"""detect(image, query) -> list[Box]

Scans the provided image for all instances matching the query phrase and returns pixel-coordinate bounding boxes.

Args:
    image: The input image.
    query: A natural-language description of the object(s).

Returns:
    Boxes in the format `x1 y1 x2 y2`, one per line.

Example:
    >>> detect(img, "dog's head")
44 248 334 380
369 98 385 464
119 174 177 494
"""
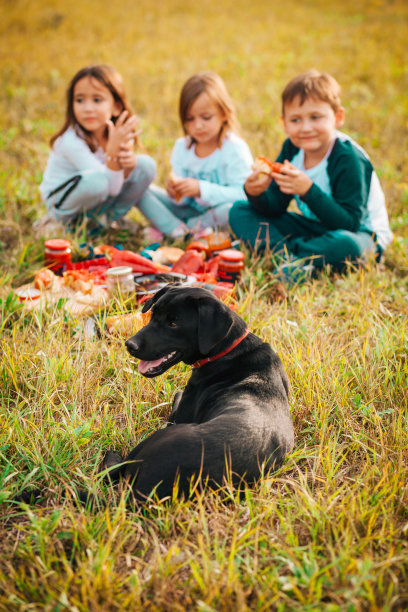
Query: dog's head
125 286 246 377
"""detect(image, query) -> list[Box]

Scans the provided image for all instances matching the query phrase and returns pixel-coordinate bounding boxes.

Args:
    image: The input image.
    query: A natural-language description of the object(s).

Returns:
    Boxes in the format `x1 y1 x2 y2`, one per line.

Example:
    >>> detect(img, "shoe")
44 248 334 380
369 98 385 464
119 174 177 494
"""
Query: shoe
86 217 108 238
170 224 189 239
142 226 164 243
192 227 214 240
273 260 316 286
109 217 139 235
32 214 65 239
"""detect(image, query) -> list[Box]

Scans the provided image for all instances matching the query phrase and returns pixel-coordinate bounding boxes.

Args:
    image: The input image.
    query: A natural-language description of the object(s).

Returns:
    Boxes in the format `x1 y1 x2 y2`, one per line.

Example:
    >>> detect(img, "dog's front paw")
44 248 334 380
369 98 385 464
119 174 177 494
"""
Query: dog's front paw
100 450 124 484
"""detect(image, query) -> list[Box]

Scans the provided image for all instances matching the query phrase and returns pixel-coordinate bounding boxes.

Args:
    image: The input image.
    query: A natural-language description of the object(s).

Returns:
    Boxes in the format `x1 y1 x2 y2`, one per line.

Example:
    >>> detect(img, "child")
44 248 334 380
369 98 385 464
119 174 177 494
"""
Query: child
39 64 156 232
137 71 253 240
229 70 392 278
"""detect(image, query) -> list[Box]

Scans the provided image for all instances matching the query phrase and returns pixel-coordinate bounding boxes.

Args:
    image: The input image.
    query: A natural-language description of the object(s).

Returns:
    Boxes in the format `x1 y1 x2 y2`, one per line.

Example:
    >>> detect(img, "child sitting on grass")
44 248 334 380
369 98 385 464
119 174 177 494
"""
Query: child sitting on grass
229 70 393 281
38 64 156 235
137 71 253 241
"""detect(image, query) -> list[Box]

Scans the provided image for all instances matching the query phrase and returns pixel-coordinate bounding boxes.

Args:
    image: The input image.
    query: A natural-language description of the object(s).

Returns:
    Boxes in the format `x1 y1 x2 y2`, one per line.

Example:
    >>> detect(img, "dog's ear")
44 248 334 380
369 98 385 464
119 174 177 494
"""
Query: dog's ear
141 285 171 313
197 296 235 355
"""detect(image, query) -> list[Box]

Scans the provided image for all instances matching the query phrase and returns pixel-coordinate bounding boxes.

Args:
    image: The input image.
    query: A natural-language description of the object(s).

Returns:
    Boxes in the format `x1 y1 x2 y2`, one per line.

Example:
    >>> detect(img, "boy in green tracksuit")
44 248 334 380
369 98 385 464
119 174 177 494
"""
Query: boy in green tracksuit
229 70 392 277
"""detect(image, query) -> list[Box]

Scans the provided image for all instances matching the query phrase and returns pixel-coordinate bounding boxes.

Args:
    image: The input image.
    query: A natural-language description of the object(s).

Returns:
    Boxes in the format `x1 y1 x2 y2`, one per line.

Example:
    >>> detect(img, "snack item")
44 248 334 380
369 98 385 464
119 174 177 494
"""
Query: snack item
100 245 163 274
185 241 210 258
252 156 284 176
15 287 41 301
65 287 108 316
206 232 232 254
62 269 95 294
106 310 151 336
172 249 206 275
169 172 182 203
151 247 185 265
34 268 55 290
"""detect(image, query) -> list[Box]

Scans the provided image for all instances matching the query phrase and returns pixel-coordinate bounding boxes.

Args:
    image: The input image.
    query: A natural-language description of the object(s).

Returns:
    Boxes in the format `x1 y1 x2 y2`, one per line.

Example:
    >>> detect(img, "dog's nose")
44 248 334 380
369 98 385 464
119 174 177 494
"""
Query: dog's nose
125 338 140 356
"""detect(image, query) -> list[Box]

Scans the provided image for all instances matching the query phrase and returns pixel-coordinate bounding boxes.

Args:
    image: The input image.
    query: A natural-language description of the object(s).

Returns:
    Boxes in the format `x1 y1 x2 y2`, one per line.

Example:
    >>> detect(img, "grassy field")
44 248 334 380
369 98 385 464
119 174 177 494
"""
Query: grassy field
1 0 408 609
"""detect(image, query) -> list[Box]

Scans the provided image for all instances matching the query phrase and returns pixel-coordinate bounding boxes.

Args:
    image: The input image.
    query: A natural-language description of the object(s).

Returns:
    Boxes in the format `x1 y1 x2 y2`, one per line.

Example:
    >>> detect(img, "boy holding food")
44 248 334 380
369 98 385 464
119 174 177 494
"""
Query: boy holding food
229 70 392 280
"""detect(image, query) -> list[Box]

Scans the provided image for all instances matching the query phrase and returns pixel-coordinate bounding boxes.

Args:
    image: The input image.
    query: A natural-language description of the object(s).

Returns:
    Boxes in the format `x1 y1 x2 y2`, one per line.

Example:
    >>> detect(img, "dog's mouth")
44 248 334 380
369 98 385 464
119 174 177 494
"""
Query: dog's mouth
138 351 181 377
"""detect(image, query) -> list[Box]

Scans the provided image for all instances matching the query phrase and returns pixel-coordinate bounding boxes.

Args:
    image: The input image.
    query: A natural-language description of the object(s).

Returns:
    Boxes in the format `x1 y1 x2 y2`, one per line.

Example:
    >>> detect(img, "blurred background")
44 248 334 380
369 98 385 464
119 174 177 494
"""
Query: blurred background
0 0 407 244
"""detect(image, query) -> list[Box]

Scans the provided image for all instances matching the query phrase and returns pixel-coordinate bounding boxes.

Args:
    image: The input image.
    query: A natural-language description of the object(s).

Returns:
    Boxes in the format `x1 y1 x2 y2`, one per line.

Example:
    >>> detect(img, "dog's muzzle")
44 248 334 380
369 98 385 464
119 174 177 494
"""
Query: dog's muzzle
125 337 141 357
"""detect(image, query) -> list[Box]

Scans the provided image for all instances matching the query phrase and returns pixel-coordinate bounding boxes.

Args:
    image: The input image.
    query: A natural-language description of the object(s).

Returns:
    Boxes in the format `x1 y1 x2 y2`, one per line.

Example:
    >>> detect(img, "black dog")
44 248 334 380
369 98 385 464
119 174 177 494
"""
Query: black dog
103 286 294 503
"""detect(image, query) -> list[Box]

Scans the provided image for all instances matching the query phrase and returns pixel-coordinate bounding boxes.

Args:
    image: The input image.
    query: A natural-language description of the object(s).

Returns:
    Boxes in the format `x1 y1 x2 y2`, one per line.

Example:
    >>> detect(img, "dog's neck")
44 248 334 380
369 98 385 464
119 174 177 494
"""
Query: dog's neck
192 328 250 369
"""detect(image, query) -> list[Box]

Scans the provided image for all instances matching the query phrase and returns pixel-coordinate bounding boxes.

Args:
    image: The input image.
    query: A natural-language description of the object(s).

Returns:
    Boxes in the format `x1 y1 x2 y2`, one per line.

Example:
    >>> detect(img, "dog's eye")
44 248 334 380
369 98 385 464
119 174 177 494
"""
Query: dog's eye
169 321 178 328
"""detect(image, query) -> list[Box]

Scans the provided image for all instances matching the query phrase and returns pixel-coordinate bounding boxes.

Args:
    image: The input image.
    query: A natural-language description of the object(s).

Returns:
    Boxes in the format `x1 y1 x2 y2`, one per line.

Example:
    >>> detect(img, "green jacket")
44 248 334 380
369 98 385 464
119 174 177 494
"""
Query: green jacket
247 136 377 233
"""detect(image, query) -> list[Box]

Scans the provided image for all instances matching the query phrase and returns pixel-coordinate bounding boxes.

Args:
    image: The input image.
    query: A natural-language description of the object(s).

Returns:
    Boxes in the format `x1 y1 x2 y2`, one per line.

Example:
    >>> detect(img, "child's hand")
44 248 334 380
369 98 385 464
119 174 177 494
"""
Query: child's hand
167 175 200 200
106 111 140 155
174 178 200 198
166 173 182 201
244 171 273 196
118 142 137 170
272 162 313 197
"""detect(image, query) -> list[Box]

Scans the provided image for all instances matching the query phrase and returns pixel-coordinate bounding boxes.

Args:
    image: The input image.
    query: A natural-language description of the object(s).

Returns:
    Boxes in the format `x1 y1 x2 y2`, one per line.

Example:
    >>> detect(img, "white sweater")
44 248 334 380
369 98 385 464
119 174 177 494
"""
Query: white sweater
40 127 124 200
170 132 253 207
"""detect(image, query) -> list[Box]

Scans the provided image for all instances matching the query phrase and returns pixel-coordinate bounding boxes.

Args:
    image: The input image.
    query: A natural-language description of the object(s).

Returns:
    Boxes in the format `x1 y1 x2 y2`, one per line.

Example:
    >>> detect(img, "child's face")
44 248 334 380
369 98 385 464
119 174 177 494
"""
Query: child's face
184 92 226 149
282 96 344 161
73 76 122 138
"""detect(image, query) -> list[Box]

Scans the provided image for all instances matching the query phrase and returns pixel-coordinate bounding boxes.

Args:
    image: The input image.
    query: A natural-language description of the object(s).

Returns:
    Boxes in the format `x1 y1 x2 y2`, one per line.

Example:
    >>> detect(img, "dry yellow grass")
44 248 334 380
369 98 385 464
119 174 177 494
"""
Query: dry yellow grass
0 0 408 610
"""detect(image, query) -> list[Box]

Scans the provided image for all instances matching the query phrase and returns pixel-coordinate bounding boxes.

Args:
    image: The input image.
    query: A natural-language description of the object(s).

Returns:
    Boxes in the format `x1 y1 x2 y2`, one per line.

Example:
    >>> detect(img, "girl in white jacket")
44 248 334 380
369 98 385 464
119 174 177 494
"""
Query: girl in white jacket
39 64 155 231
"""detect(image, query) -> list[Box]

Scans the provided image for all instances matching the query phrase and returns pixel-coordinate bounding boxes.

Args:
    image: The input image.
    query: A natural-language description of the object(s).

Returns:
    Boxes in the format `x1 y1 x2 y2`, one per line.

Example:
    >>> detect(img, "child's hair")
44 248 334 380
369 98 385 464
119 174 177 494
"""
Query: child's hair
179 71 239 148
281 70 342 114
50 64 134 152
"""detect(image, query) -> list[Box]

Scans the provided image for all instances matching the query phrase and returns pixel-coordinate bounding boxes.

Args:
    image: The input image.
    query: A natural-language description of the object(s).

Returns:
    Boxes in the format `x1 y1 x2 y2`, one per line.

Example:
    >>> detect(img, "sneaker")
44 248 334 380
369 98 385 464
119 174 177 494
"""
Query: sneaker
273 260 316 286
32 214 65 239
170 224 189 239
192 227 214 240
109 217 139 235
142 226 164 243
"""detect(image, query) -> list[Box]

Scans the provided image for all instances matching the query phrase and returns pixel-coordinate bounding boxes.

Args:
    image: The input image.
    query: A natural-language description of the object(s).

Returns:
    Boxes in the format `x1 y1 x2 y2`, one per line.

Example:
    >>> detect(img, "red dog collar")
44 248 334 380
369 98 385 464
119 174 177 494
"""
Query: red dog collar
193 328 250 369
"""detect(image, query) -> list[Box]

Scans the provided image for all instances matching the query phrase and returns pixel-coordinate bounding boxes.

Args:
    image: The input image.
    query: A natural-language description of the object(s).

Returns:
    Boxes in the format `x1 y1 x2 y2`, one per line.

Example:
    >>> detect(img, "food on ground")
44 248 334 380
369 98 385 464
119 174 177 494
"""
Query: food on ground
172 249 206 275
100 245 168 273
62 269 95 294
106 310 151 336
185 241 210 257
34 268 56 290
151 247 185 265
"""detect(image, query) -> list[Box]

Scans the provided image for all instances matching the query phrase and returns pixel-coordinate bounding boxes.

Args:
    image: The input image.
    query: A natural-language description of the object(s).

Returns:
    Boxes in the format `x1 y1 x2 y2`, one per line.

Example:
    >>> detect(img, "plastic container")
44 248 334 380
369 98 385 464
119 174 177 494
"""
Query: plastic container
106 266 135 296
217 249 245 283
15 287 41 301
44 239 71 274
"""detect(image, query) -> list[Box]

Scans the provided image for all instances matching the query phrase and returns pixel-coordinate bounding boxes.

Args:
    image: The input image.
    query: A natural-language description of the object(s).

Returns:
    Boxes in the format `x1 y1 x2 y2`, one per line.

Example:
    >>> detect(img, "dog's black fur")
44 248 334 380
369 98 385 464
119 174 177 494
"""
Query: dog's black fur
102 285 294 503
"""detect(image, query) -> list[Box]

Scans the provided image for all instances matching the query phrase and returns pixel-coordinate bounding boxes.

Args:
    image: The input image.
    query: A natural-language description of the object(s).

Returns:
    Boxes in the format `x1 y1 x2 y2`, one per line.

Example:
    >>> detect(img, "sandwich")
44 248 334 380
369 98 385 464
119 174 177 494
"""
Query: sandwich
169 172 182 203
252 156 284 176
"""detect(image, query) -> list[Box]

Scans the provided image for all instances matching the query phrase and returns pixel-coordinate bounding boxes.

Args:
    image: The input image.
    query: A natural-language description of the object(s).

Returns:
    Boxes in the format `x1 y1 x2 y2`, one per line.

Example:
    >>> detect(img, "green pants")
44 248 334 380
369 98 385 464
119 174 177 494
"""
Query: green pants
229 201 379 269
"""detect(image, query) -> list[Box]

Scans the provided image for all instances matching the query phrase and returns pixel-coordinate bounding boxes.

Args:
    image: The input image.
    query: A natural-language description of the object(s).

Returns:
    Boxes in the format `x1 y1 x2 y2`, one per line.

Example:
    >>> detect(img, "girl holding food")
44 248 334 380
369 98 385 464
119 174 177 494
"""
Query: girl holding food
137 71 253 241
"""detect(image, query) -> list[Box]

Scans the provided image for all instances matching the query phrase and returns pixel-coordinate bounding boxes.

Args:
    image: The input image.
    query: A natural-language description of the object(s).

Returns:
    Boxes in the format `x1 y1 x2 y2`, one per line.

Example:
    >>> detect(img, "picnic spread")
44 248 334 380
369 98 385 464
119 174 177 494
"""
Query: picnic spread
13 232 245 326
